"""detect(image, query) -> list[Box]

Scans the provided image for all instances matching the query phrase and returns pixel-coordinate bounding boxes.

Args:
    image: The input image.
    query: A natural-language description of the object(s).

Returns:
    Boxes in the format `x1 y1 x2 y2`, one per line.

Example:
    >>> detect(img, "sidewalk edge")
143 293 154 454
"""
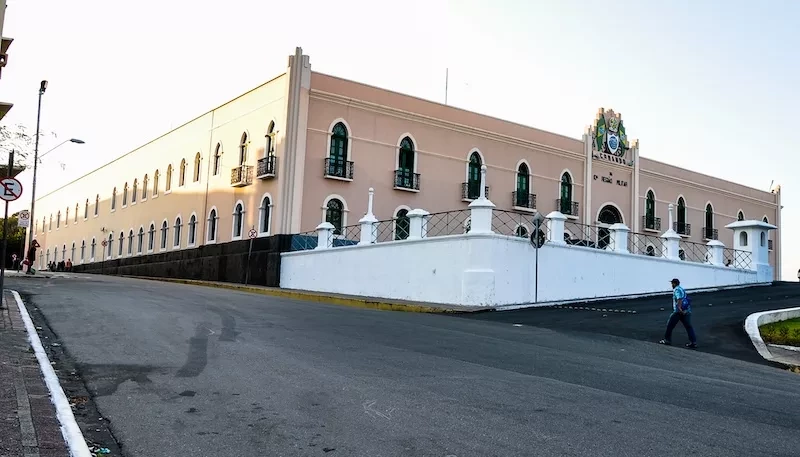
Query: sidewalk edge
744 306 800 367
9 290 93 457
123 276 471 314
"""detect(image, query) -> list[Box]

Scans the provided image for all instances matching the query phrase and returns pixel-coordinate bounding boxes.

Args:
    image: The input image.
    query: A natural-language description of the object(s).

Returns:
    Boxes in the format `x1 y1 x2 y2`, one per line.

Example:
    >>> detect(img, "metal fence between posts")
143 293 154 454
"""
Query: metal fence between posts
423 209 471 238
627 231 667 257
563 220 606 249
492 210 546 239
723 247 753 268
289 225 362 251
679 240 708 263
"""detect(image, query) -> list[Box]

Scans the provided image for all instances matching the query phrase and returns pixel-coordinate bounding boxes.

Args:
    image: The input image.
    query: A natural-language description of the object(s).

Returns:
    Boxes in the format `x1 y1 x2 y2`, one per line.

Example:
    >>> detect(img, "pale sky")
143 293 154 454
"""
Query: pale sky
2 0 797 279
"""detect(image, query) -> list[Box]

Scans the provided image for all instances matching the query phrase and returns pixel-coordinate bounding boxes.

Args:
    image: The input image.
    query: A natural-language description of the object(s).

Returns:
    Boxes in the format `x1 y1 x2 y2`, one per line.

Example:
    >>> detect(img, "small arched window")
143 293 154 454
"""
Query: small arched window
128 230 134 255
80 240 85 262
148 224 155 251
56 211 61 229
325 199 344 236
396 137 416 190
705 204 715 239
123 183 129 206
394 209 410 240
559 173 573 215
107 233 114 258
111 187 117 210
326 123 349 179
179 159 187 186
94 194 99 215
266 122 276 156
193 153 201 182
466 152 482 200
737 210 744 221
676 197 687 235
213 144 222 176
515 225 529 238
188 215 198 245
161 220 169 250
515 163 531 208
142 174 149 199
645 190 656 229
740 231 748 246
90 238 96 260
760 231 766 247
166 165 173 191
74 204 78 223
232 203 244 238
118 232 124 257
259 196 272 235
84 199 89 219
153 170 160 196
208 209 218 241
137 227 145 253
239 132 249 165
174 217 182 247
132 180 138 203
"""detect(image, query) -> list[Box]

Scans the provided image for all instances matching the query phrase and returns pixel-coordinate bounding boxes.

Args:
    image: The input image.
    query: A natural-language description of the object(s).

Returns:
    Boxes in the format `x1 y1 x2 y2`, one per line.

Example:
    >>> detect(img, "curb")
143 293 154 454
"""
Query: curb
744 306 800 367
122 276 472 314
9 290 93 457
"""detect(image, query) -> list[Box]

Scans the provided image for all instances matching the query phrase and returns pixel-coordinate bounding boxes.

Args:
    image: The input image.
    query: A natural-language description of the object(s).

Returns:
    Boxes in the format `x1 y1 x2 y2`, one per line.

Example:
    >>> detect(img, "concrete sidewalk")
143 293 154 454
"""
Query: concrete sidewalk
0 292 69 456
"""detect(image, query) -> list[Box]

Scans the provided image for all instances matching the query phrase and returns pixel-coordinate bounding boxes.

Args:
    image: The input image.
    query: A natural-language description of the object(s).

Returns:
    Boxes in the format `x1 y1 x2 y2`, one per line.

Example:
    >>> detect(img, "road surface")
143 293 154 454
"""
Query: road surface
8 275 800 457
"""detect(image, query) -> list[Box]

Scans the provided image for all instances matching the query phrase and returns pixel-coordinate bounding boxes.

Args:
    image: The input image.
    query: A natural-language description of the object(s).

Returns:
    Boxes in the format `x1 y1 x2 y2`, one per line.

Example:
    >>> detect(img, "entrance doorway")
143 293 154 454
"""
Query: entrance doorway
597 205 623 249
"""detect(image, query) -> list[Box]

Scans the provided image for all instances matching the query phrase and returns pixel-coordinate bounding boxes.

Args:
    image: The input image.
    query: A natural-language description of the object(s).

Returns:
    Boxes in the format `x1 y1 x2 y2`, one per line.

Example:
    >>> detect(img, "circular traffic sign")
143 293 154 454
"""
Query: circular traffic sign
101 239 108 247
0 177 23 201
248 228 257 239
18 209 30 220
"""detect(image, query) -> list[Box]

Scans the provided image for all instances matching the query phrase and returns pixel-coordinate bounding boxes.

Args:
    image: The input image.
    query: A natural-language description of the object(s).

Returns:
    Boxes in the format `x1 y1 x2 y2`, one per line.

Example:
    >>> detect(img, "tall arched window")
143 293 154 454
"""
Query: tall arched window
95 194 99 215
326 122 349 178
207 209 218 241
131 179 138 203
90 238 96 260
107 233 114 258
166 165 173 191
71 242 75 261
188 215 197 245
704 204 716 240
173 217 182 247
514 163 531 208
153 170 160 196
161 220 169 249
66 206 70 223
213 144 222 176
80 241 85 262
259 196 271 234
465 152 482 200
137 227 145 253
148 224 155 251
142 174 149 199
396 137 417 190
737 210 744 221
559 173 573 215
179 159 187 186
325 199 344 235
123 183 129 206
232 203 244 238
56 211 61 229
394 209 410 240
676 197 688 235
239 132 248 165
193 153 201 182
128 230 134 255
645 190 657 230
118 232 124 257
74 204 78 223
265 121 276 157
111 187 117 210
84 199 89 219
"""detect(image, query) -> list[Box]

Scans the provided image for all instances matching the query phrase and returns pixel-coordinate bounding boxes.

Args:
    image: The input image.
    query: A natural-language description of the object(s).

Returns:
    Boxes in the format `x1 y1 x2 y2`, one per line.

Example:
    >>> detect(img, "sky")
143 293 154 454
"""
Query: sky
1 0 797 279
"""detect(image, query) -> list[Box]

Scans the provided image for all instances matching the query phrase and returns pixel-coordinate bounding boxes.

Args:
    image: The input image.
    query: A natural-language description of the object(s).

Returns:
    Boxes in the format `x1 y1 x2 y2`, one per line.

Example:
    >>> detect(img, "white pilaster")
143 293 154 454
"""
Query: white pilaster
358 188 378 245
545 211 567 245
609 223 630 253
706 240 724 266
661 203 681 260
468 165 496 234
407 209 429 240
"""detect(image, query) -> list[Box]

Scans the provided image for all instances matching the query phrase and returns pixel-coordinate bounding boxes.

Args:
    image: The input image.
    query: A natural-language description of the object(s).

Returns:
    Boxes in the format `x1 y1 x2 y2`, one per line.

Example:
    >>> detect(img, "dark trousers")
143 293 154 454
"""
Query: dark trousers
664 312 697 343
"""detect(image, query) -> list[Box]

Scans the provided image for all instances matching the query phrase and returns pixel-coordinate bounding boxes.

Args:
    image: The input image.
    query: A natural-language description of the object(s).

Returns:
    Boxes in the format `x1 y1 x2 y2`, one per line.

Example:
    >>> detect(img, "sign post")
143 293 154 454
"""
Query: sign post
101 238 108 275
18 209 30 228
0 150 21 300
529 211 546 304
245 227 257 285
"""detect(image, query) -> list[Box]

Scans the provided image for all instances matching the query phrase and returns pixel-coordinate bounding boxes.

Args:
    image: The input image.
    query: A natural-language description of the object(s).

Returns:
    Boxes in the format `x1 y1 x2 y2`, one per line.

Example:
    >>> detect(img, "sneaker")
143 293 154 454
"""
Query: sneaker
659 339 671 345
686 343 698 349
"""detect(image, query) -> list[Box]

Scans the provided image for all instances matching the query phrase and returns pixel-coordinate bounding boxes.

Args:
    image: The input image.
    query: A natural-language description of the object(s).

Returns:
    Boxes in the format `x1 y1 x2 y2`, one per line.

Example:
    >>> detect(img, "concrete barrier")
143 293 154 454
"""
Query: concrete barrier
744 307 800 366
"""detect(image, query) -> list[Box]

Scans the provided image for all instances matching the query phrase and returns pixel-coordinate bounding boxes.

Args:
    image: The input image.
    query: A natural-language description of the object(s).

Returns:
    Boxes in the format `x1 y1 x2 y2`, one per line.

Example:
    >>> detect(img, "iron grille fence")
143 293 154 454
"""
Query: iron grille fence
627 231 667 257
423 209 472 238
290 230 321 251
556 199 579 216
492 210 545 238
324 158 354 179
673 221 691 236
564 221 605 249
723 248 753 268
512 192 536 209
461 182 490 200
641 215 661 231
679 240 708 263
394 169 420 190
703 227 719 240
374 218 398 242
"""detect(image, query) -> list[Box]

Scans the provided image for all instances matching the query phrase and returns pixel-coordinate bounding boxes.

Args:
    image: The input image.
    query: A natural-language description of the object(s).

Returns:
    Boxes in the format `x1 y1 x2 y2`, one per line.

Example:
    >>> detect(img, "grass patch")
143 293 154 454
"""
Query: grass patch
759 317 800 346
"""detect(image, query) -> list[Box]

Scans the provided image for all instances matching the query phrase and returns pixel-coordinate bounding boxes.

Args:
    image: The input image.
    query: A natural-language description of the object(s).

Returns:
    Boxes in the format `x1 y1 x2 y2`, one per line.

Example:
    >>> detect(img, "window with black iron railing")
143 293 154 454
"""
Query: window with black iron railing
673 221 691 236
461 182 489 200
703 227 718 240
556 199 579 216
257 155 277 178
642 215 661 231
394 169 420 190
230 164 253 186
324 157 354 180
512 192 536 209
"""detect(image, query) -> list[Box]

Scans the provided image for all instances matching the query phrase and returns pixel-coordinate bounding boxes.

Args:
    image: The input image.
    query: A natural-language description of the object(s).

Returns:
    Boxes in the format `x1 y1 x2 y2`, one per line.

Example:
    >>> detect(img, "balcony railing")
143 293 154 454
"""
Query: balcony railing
257 155 277 179
703 226 719 240
556 199 579 217
673 221 691 236
324 158 354 180
768 239 773 250
230 165 253 187
512 192 536 209
461 182 490 200
642 215 662 231
394 169 420 190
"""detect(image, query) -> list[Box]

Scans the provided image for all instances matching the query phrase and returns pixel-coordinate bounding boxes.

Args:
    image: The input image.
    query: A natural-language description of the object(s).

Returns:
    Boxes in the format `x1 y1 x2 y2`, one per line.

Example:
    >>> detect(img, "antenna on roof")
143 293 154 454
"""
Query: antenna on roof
769 179 774 191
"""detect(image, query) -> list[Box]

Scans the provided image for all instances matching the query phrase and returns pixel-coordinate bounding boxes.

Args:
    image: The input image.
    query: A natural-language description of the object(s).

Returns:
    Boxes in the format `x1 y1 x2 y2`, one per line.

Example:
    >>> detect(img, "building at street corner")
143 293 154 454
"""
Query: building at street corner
28 47 781 283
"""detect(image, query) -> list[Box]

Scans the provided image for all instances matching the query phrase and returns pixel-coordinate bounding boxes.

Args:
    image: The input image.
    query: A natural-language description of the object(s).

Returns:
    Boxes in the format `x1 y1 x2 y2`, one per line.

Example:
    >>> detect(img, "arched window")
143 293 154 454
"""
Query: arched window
763 216 769 224
123 183 129 206
704 204 716 240
737 210 744 221
46 249 50 265
94 194 99 215
396 137 417 190
465 152 482 200
107 233 114 259
515 225 529 238
559 173 574 215
325 199 344 235
515 163 531 208
71 242 75 261
266 121 276 156
66 207 70 224
161 220 169 250
207 209 218 242
128 230 134 255
62 244 66 261
740 232 748 246
153 170 160 196
232 203 244 238
597 205 623 249
118 232 124 257
111 187 117 210
146 224 154 251
259 196 272 234
326 123 349 179
90 238 96 260
239 132 249 165
645 190 657 230
137 227 144 253
48 214 52 231
74 204 78 223
179 159 187 186
646 245 656 256
132 179 138 203
193 153 201 182
166 165 173 191
142 174 149 199
173 217 182 247
56 211 61 229
676 197 688 235
394 208 410 240
188 215 197 245
213 143 222 176
80 241 85 262
84 199 89 219
760 231 766 247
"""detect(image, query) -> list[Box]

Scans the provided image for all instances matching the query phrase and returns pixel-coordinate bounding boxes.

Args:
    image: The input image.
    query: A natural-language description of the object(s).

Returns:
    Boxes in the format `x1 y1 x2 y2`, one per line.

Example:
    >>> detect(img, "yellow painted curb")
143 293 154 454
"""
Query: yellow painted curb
124 276 463 314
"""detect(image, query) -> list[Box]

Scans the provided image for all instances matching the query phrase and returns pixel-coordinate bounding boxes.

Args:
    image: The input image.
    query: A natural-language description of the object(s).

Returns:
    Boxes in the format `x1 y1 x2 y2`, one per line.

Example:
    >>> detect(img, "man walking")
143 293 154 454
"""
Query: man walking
659 278 697 348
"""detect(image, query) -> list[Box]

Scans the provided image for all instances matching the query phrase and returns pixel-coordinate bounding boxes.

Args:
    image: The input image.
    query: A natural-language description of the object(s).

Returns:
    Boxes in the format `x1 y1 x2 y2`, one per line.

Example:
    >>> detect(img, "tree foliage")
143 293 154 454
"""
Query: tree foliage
0 123 56 167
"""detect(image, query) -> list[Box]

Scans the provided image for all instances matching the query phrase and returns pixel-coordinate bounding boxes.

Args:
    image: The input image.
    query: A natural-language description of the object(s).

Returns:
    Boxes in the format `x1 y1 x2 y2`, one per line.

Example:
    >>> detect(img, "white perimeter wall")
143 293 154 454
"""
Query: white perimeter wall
280 234 765 307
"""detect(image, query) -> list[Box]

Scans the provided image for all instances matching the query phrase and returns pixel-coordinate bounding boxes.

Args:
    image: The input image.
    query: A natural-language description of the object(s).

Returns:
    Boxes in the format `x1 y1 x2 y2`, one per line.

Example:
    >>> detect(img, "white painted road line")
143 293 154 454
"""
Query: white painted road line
11 290 93 457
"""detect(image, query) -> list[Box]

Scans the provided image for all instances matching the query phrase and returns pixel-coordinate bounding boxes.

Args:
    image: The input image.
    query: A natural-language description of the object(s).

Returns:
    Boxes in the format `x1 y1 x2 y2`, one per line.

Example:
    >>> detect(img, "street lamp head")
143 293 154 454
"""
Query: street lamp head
39 80 48 95
69 138 85 144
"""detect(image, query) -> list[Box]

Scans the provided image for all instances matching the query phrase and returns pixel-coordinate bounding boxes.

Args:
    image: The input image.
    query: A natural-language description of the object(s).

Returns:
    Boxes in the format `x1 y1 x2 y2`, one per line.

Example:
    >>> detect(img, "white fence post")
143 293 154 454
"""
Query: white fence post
468 165 495 234
315 222 334 250
545 211 567 245
609 223 630 253
661 203 681 260
407 209 429 240
358 187 377 245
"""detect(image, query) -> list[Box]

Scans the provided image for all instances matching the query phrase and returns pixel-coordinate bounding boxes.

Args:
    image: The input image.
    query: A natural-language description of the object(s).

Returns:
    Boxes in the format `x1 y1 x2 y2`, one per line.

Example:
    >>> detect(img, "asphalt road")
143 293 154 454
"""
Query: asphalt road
7 275 800 457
